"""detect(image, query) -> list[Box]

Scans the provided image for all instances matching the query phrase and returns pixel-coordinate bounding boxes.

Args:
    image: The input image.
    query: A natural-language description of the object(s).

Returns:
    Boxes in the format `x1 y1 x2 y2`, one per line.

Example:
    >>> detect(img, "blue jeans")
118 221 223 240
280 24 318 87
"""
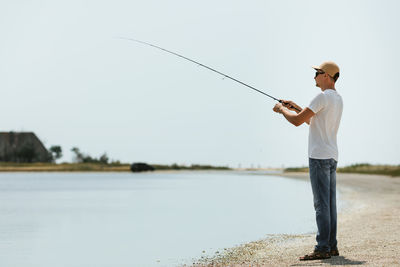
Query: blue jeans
309 158 338 252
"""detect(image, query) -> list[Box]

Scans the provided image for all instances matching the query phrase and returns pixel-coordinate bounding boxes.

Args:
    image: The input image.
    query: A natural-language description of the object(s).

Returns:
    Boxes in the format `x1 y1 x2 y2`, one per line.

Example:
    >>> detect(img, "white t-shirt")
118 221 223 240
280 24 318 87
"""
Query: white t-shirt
307 89 343 161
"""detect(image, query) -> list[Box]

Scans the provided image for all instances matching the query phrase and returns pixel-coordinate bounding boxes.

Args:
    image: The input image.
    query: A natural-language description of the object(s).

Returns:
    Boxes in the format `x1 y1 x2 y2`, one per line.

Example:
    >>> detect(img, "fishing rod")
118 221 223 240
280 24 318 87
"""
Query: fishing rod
118 37 300 112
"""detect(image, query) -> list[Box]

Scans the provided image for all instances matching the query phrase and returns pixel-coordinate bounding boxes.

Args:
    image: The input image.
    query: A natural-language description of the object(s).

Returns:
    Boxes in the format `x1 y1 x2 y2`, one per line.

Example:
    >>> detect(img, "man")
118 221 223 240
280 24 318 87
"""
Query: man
272 61 343 260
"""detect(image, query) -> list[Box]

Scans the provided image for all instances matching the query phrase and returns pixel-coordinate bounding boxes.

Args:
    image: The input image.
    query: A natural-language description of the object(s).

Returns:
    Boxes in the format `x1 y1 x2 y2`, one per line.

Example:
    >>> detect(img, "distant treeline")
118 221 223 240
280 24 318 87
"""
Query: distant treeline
70 149 232 171
285 163 400 177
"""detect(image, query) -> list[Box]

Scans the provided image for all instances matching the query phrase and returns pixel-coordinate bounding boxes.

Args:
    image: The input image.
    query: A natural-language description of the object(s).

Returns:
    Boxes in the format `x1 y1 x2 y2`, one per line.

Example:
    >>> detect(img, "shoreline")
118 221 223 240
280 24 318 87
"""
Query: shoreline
188 172 400 266
0 163 235 173
0 166 231 173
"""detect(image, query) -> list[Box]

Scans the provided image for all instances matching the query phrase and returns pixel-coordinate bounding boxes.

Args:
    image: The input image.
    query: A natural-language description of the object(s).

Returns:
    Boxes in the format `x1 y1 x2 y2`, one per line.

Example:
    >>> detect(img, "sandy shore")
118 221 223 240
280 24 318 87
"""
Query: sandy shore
186 172 400 266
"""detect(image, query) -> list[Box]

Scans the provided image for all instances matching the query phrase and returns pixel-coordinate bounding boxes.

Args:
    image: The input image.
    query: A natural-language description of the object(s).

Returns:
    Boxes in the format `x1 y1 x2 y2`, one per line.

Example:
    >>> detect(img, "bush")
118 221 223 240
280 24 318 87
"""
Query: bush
71 147 110 164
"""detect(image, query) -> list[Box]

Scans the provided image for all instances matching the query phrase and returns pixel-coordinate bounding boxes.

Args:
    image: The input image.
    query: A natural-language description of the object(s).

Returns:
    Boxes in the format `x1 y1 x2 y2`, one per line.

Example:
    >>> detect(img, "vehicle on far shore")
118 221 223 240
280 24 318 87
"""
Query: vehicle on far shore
130 162 155 172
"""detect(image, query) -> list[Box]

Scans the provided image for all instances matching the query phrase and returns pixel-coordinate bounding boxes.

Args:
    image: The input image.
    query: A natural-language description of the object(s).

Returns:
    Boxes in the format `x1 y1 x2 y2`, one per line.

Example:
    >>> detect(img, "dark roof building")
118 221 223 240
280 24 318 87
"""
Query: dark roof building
0 132 50 162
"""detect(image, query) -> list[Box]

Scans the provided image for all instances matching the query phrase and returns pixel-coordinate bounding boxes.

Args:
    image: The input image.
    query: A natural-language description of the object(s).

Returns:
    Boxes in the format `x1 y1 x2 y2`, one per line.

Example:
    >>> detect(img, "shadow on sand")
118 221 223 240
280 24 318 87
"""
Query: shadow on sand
291 256 366 266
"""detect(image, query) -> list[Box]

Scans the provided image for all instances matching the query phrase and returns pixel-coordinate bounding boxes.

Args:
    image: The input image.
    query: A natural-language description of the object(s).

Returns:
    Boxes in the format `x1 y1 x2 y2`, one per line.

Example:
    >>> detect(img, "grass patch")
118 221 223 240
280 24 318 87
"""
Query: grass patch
338 163 400 177
152 163 231 171
284 166 309 173
284 163 400 177
0 162 130 172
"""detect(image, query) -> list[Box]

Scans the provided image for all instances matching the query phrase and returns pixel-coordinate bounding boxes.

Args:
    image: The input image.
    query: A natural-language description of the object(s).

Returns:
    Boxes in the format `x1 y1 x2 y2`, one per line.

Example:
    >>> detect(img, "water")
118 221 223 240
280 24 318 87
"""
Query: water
0 171 327 267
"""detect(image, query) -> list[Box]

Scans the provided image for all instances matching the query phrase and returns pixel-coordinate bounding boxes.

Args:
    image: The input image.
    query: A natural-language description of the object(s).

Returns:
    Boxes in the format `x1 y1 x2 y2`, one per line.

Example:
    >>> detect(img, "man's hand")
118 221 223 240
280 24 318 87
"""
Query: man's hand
273 103 284 113
280 100 302 113
273 100 314 126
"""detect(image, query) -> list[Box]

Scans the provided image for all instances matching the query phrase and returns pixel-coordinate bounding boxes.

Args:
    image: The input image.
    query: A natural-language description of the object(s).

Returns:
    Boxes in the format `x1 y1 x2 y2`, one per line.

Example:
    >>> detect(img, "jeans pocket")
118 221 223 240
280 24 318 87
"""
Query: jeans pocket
310 158 330 170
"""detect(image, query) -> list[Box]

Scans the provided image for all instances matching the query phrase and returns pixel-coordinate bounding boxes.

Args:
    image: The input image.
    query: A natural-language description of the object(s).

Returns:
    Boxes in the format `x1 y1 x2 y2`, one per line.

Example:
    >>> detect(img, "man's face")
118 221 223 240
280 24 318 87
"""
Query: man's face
314 69 324 88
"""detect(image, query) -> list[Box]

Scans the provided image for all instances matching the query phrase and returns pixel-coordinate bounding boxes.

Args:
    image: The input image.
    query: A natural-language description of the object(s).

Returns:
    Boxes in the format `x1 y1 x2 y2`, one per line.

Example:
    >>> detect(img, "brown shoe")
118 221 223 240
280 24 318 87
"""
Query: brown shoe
299 250 331 261
330 248 339 256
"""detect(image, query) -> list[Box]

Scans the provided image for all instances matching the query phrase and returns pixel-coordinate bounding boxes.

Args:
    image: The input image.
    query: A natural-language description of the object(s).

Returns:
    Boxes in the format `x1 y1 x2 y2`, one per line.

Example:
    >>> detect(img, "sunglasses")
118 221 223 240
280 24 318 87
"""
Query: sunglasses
315 70 325 78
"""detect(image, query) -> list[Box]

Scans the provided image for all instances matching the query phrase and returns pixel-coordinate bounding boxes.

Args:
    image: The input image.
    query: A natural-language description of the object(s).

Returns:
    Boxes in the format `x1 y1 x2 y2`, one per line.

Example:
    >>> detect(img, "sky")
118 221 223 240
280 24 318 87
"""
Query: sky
0 0 399 168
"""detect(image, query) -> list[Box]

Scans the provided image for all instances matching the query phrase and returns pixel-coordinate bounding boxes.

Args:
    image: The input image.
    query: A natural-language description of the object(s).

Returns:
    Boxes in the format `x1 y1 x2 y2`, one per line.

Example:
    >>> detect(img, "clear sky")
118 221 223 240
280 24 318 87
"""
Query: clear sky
1 0 399 167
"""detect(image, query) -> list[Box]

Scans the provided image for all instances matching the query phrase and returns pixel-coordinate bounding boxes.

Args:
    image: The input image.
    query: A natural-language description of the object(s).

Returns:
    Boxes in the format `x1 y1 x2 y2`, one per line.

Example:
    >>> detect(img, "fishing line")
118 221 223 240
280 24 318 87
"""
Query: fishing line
118 37 300 112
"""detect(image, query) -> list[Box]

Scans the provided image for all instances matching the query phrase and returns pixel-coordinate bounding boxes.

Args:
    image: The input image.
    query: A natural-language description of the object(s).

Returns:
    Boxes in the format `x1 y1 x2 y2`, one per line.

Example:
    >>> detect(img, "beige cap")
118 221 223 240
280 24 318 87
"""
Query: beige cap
312 61 340 77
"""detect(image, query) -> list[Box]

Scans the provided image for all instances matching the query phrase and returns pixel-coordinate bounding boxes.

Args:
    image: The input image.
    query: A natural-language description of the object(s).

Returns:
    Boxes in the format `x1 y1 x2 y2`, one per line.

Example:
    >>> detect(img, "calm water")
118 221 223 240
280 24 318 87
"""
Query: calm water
0 171 336 267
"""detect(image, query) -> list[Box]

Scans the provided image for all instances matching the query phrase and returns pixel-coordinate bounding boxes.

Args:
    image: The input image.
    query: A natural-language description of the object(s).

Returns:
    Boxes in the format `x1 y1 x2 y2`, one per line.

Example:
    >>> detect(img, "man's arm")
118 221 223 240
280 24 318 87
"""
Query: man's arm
281 100 312 125
273 103 315 127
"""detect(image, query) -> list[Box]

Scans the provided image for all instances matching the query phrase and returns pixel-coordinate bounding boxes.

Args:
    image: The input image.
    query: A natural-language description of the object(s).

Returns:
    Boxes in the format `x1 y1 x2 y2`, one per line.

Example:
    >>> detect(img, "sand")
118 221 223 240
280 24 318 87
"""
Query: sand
186 172 400 266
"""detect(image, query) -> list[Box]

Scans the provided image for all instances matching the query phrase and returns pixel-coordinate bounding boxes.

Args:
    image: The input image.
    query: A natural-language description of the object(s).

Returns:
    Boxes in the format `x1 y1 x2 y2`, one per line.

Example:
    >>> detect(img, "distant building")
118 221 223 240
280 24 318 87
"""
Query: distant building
0 132 50 162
